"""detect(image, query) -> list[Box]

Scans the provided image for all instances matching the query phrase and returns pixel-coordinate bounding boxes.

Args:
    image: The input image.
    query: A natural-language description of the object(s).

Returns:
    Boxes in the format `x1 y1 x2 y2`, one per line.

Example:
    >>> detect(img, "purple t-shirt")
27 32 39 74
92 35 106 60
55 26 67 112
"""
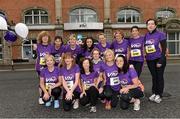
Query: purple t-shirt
40 66 60 89
51 44 65 65
129 36 144 62
64 44 82 58
111 39 129 58
60 64 80 92
95 42 111 54
82 48 92 59
119 68 138 87
92 60 103 74
35 44 53 72
144 30 166 60
81 72 99 90
101 62 120 91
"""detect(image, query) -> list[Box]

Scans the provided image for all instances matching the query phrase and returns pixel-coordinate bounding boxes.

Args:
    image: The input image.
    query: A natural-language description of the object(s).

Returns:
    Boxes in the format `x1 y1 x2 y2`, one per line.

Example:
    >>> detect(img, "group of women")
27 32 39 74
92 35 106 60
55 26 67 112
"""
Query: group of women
33 18 167 112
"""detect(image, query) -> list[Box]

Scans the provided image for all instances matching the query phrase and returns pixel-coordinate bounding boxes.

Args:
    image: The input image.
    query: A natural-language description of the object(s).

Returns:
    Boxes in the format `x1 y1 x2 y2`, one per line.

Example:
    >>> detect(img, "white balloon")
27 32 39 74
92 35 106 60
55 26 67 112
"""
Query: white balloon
0 16 8 30
15 23 29 39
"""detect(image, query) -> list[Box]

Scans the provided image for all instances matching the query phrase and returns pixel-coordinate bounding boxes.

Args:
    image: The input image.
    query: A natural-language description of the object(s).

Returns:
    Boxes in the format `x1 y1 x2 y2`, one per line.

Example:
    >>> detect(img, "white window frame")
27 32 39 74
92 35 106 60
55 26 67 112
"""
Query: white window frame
117 9 140 23
167 32 180 56
156 10 175 19
22 39 35 59
70 8 97 23
24 9 48 25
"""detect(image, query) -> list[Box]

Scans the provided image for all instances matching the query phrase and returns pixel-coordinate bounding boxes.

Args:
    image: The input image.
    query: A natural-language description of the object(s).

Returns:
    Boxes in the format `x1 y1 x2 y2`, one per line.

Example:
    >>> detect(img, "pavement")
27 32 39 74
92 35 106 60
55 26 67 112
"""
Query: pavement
0 62 180 118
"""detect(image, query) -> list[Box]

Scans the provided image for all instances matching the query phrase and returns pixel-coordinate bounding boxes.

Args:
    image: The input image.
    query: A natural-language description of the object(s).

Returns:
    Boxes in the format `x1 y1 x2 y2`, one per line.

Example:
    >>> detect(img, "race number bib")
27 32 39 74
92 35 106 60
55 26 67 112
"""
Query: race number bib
67 80 74 90
110 77 120 86
131 49 141 57
145 45 156 54
40 57 45 65
84 83 92 90
45 83 55 90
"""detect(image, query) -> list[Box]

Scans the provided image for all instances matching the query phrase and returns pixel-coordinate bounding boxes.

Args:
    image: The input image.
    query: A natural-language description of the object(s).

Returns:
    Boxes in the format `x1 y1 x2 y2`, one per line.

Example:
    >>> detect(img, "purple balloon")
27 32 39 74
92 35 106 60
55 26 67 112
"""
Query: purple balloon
4 30 17 42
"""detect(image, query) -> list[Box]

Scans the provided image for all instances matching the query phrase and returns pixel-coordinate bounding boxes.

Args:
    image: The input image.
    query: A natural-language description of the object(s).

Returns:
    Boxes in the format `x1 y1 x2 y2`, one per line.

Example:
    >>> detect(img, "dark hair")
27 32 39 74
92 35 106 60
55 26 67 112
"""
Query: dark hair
116 55 129 74
82 37 94 52
80 58 94 74
54 36 63 45
146 18 157 25
131 26 139 32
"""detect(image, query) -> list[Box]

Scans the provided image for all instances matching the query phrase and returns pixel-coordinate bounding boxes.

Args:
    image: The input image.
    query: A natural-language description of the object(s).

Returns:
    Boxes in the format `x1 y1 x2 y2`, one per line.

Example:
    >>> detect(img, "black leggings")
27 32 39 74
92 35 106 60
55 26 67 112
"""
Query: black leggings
99 85 119 108
120 88 144 110
80 86 99 106
42 87 61 102
147 58 166 96
62 90 80 111
129 60 143 77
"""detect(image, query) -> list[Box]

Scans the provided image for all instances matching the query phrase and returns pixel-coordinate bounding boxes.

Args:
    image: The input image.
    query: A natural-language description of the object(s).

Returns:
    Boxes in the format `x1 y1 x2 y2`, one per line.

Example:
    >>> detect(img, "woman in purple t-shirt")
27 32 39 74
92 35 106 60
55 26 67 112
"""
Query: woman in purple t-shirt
60 52 81 111
39 55 62 108
111 30 130 59
116 55 144 111
32 31 53 105
145 19 167 103
81 37 95 59
129 26 144 77
79 58 99 113
99 49 120 110
51 36 65 66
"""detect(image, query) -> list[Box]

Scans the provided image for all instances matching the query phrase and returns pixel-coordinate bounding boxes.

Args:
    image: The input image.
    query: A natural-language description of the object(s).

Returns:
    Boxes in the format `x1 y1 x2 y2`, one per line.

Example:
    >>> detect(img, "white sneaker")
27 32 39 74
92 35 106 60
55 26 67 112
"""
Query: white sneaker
133 99 140 111
149 94 156 102
73 99 79 109
90 106 96 113
154 95 162 103
38 97 44 105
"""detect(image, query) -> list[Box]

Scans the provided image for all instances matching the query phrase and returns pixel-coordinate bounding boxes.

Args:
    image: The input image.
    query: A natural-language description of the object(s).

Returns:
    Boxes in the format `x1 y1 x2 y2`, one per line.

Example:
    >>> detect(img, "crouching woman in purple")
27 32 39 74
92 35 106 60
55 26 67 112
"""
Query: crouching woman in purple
99 49 120 110
79 58 99 113
39 55 62 109
60 52 81 111
116 55 144 111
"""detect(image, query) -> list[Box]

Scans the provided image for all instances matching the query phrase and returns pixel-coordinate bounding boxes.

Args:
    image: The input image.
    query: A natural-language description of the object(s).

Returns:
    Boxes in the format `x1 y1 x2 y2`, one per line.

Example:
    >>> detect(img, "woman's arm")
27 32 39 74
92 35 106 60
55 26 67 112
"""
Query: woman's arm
70 72 80 93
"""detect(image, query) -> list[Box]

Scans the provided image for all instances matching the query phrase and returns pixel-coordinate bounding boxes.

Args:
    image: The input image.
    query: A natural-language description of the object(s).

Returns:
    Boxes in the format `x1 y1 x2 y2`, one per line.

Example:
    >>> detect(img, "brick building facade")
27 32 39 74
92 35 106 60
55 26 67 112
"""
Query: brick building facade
0 0 180 64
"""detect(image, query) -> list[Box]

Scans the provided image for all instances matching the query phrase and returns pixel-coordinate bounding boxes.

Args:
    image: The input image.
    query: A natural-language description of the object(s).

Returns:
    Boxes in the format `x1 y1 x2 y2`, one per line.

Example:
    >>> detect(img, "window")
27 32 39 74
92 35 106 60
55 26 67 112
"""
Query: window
167 32 180 56
70 8 97 23
22 39 36 59
117 9 140 23
156 10 175 19
0 37 2 60
24 9 48 24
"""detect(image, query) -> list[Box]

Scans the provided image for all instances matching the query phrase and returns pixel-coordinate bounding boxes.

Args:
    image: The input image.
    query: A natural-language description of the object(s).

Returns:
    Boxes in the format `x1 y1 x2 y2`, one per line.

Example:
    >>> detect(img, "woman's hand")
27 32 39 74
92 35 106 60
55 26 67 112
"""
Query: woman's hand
120 87 129 94
99 87 104 94
43 92 50 101
65 91 73 100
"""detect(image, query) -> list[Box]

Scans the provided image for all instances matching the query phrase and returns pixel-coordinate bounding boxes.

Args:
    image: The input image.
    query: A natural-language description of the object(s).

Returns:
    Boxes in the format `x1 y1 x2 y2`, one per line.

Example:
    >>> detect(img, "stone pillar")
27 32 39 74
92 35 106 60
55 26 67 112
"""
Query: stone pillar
104 0 111 23
55 0 63 37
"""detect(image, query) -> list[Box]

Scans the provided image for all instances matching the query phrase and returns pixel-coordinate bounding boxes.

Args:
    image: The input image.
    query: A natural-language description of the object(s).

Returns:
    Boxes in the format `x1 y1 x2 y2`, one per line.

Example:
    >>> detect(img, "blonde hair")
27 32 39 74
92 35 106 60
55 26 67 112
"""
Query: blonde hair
69 34 76 41
98 33 106 38
37 31 51 44
103 49 115 62
44 54 55 64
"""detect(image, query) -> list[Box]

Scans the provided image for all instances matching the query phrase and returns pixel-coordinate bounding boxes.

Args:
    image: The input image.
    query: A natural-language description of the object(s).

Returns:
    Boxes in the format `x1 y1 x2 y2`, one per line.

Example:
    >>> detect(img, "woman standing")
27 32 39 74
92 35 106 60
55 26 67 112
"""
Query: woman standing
51 36 64 66
145 19 167 103
79 58 99 113
33 31 53 105
111 30 129 59
39 55 62 108
116 55 144 111
129 26 144 77
60 52 81 111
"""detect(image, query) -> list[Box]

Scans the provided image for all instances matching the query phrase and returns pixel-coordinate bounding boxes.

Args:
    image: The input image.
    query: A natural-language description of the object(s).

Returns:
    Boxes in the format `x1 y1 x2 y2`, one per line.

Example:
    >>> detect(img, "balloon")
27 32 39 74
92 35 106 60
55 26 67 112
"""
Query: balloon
4 30 17 42
15 23 29 39
0 16 8 30
0 13 7 22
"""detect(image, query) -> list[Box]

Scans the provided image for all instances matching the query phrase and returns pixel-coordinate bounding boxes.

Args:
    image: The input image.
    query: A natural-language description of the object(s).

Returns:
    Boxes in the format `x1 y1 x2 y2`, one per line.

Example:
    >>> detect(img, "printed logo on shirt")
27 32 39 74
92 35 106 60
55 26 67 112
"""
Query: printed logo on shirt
46 76 57 83
131 43 141 48
67 80 74 90
65 74 74 81
110 77 120 86
107 71 118 77
115 48 124 53
120 78 128 87
45 83 55 90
